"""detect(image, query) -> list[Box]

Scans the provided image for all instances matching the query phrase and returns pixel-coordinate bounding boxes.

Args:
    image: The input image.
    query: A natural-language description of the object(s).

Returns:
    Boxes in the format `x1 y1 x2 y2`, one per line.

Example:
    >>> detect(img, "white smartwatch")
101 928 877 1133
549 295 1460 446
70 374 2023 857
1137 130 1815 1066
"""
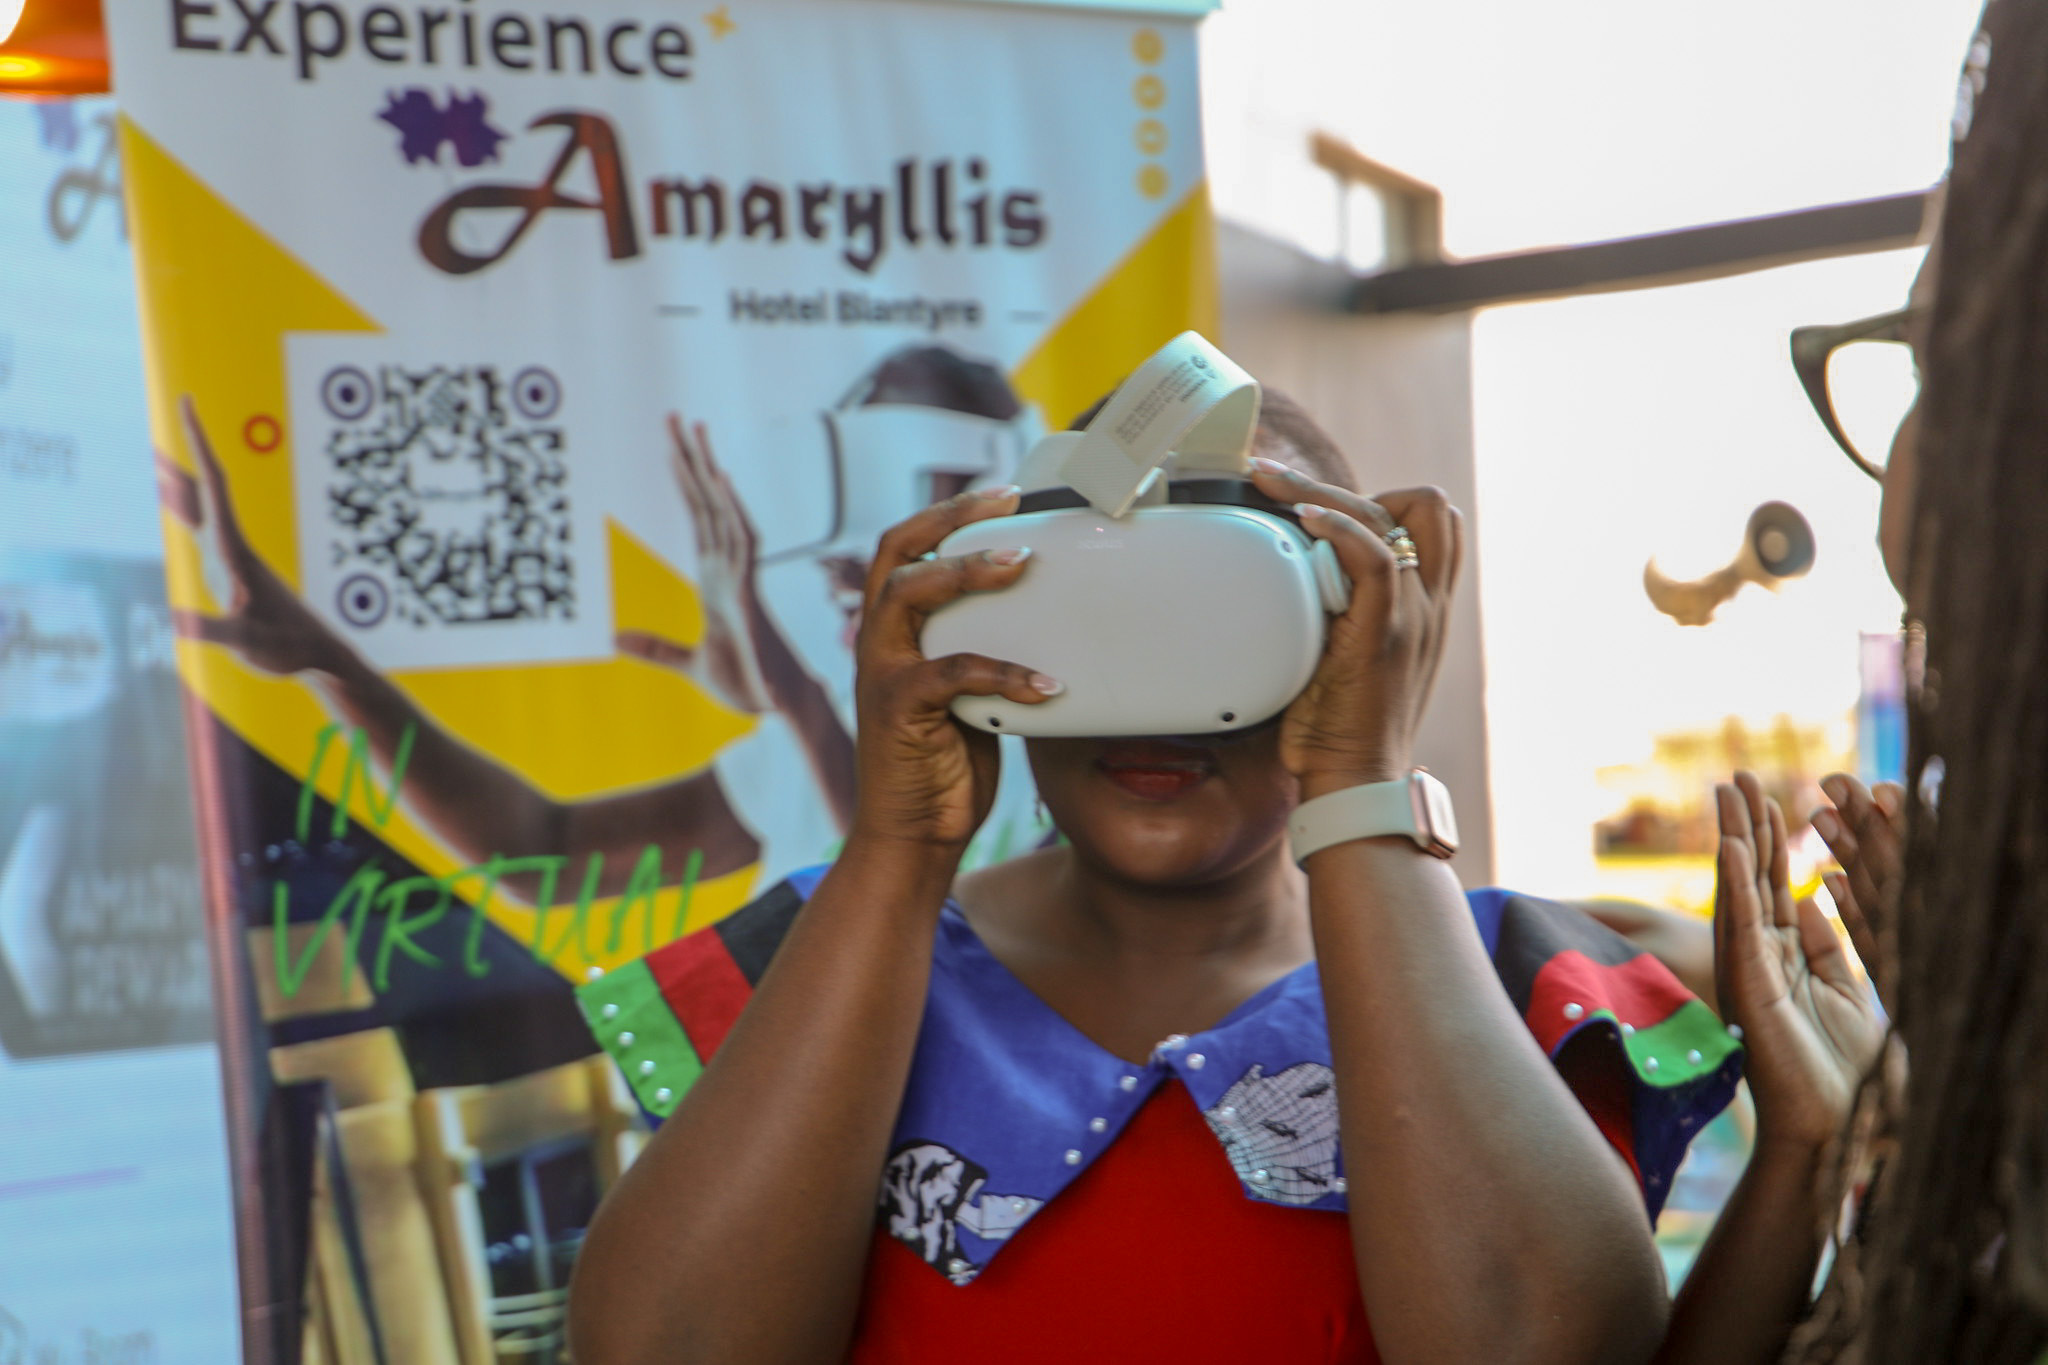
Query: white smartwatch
1288 770 1459 863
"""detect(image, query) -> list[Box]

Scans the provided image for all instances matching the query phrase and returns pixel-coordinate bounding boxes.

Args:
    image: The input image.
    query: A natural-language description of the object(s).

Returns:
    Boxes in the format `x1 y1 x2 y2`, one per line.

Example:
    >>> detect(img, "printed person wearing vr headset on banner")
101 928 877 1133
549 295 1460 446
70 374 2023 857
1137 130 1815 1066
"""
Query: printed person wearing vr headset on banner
159 344 1051 916
567 335 1741 1365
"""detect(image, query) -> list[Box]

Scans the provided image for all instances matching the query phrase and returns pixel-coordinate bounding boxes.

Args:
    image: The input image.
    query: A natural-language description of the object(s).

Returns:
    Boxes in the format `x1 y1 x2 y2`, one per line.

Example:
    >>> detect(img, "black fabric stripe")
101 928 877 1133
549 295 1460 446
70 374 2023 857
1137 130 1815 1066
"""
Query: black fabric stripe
713 879 806 985
1492 893 1647 1013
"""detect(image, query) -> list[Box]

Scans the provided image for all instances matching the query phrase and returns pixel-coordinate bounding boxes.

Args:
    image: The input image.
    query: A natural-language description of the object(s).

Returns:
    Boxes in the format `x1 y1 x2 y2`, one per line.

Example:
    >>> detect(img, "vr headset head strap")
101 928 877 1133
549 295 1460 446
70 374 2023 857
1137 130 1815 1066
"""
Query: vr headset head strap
1051 332 1263 518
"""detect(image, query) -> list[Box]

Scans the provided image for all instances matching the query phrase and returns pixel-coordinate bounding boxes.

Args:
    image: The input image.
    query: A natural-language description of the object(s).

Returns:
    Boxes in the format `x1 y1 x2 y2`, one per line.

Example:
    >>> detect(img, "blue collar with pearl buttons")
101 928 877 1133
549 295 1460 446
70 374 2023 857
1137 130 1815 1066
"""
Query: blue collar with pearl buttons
600 867 1738 1288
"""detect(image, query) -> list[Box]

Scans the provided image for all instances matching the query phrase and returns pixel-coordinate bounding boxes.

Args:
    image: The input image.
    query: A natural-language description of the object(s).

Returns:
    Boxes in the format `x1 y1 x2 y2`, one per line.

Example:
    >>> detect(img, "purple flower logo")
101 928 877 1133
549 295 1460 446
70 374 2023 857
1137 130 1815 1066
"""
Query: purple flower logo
378 88 508 168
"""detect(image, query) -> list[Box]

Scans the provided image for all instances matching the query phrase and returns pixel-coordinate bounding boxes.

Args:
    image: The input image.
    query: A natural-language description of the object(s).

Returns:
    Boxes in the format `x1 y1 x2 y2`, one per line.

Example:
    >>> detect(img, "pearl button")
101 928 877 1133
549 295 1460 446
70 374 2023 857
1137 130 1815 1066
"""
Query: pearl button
1011 1197 1029 1213
1219 1105 1237 1121
1332 1177 1348 1194
1064 1149 1082 1165
1644 1057 1660 1073
601 1003 619 1020
1250 1169 1270 1185
947 1258 971 1277
1186 1053 1206 1071
1159 1034 1187 1051
618 1031 636 1048
1088 1117 1107 1133
1620 1022 1636 1037
654 1087 673 1104
1686 1048 1703 1066
1728 1023 1744 1040
585 966 604 981
1562 1002 1584 1021
1119 1075 1138 1092
638 1060 656 1076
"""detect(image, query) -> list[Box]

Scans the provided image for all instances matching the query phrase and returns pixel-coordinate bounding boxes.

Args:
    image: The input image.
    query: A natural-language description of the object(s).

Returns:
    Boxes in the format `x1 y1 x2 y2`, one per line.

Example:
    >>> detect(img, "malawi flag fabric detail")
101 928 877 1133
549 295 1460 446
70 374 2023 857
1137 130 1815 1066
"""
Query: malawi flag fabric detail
574 878 804 1123
1473 889 1743 1218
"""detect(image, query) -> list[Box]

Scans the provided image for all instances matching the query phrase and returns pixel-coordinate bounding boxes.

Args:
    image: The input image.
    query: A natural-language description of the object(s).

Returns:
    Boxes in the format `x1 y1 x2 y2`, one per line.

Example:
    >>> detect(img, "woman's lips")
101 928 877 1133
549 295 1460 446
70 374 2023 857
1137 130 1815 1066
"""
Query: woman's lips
1095 740 1218 801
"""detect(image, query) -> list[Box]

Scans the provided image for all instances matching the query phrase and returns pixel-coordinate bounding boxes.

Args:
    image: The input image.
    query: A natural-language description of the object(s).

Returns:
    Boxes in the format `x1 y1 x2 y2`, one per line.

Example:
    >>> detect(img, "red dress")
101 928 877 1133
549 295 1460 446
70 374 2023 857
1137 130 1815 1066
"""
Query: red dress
851 1079 1377 1363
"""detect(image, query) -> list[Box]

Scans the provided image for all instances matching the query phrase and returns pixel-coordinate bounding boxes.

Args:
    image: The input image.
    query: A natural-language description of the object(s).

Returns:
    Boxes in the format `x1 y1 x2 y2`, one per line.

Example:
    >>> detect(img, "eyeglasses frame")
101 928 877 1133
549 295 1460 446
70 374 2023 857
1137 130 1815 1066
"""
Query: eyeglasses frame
1788 306 1923 483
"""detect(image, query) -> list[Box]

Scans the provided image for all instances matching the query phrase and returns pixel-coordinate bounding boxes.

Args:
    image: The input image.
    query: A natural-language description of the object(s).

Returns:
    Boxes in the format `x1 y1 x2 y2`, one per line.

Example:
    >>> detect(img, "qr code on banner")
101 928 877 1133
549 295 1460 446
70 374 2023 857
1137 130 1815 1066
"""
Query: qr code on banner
290 343 609 671
321 364 570 627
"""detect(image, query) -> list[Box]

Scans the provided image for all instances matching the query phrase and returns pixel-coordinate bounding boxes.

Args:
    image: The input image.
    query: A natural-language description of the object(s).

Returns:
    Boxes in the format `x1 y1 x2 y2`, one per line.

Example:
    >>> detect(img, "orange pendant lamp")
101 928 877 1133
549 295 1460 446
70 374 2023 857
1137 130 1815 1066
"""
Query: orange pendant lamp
0 0 109 98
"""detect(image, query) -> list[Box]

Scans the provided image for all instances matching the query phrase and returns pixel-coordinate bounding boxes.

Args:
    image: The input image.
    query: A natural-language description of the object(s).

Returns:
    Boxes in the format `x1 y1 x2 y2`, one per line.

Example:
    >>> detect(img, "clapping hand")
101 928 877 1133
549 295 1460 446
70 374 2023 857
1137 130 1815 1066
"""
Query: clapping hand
1811 774 1903 1012
1713 772 1884 1155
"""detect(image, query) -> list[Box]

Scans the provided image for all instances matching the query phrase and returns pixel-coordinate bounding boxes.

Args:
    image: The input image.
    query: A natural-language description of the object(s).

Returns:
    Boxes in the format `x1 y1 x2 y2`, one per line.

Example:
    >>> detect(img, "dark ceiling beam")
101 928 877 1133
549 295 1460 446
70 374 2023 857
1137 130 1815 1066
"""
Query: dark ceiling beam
1346 190 1933 315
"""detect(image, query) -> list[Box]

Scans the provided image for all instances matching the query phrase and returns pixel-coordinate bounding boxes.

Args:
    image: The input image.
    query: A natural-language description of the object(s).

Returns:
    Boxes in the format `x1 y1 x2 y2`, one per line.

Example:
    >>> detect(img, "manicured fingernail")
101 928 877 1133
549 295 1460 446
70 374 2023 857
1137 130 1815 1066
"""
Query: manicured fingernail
1294 502 1325 520
1820 775 1847 804
975 484 1022 500
988 546 1032 565
1811 810 1839 840
1029 673 1064 696
1250 456 1289 475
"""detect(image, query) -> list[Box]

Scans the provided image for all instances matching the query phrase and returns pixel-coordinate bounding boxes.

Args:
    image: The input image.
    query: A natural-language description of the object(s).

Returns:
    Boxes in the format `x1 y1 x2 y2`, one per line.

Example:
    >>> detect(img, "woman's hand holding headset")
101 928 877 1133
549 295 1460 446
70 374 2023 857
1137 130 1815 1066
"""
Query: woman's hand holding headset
1248 459 1464 797
848 485 1060 853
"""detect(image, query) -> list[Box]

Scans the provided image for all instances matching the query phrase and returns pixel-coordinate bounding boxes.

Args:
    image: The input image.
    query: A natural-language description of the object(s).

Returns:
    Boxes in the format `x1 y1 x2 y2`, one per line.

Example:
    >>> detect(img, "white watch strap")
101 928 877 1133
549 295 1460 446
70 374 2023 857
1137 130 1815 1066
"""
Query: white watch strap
1289 773 1456 863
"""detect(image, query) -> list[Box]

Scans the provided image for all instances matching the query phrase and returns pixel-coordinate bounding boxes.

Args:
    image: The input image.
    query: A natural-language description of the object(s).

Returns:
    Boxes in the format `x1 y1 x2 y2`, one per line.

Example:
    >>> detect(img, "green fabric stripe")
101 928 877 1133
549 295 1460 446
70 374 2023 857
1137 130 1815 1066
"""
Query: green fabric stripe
1584 998 1741 1089
575 958 703 1120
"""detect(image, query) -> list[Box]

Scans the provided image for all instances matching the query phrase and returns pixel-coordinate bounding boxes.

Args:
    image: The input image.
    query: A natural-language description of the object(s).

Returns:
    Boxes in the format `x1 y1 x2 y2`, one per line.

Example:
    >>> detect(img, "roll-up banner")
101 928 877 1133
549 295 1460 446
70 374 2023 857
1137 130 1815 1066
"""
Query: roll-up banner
105 0 1216 1358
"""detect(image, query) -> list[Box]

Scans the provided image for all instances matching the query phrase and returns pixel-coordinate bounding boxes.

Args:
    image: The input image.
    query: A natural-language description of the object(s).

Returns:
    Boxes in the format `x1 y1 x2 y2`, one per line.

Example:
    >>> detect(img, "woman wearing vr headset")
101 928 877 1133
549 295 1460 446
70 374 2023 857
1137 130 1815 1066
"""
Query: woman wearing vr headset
568 380 1739 1364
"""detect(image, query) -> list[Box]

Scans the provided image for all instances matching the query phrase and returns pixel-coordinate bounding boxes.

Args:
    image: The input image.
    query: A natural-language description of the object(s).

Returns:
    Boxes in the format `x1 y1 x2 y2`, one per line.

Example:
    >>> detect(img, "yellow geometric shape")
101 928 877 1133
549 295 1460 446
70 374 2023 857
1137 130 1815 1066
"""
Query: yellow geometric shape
1132 28 1164 64
1011 184 1219 433
1137 164 1171 200
1133 73 1165 110
1135 118 1169 156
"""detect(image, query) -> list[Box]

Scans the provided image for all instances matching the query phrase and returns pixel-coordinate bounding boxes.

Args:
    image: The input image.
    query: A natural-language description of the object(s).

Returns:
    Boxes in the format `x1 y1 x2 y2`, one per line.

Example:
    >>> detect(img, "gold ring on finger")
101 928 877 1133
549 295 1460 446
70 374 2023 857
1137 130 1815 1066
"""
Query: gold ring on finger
1383 525 1420 569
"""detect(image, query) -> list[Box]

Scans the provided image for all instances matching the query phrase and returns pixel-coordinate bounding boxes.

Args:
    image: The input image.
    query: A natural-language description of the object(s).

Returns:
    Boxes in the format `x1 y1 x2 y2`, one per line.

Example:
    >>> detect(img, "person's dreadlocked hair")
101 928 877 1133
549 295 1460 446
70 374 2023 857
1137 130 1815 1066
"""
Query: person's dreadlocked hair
1795 3 2048 1360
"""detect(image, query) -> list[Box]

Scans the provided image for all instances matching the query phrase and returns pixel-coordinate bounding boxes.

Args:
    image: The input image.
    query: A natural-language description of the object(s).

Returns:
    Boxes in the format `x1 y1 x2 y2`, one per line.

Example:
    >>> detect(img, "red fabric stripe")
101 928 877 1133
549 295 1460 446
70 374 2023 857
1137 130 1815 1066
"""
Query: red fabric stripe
648 929 752 1061
1524 950 1691 1055
1555 1030 1642 1182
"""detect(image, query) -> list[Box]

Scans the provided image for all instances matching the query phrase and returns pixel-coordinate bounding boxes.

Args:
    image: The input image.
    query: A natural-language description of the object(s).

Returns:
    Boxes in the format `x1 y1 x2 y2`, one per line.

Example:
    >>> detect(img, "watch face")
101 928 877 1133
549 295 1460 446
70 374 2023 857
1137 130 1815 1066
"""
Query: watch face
1412 773 1460 857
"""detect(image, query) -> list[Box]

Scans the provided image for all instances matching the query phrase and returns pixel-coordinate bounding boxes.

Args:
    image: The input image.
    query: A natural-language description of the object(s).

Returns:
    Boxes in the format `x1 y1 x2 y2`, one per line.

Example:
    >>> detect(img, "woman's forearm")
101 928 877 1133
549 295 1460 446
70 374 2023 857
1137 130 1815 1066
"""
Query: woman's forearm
568 836 958 1365
1309 832 1668 1365
1653 1139 1828 1365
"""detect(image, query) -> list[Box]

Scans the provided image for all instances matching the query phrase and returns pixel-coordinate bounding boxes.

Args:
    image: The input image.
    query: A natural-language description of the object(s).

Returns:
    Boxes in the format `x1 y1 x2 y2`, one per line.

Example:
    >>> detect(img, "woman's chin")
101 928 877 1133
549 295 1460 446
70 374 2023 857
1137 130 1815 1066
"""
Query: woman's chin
1068 812 1284 888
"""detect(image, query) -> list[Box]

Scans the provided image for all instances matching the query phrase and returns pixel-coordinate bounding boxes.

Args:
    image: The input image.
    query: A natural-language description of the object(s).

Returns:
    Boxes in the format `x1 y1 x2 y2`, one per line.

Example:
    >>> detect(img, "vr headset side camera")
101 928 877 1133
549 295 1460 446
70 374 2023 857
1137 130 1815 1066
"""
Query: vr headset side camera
921 333 1351 738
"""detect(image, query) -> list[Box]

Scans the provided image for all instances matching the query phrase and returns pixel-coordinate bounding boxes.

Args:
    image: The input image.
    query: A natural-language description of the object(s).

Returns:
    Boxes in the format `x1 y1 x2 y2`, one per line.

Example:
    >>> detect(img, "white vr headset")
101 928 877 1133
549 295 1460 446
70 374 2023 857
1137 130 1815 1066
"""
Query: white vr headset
922 332 1351 738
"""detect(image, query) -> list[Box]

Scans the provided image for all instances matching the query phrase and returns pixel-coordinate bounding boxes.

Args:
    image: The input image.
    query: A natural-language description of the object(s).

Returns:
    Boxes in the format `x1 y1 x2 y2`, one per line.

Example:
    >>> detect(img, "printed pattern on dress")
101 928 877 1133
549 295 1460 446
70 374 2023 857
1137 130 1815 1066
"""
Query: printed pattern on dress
1201 1062 1342 1205
879 1140 1043 1285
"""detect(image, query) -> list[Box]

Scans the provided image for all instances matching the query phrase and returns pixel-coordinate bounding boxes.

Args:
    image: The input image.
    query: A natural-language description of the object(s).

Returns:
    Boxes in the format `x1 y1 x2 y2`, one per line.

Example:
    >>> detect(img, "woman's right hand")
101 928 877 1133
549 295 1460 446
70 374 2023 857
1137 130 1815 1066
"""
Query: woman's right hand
1714 772 1884 1156
157 395 353 678
847 486 1059 852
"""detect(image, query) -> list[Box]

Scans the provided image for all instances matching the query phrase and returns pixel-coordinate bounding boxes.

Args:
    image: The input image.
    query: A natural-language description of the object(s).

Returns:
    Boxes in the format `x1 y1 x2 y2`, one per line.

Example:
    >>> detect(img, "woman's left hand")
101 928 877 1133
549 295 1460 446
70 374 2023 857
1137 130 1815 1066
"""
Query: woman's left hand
1714 771 1884 1156
1248 459 1462 792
